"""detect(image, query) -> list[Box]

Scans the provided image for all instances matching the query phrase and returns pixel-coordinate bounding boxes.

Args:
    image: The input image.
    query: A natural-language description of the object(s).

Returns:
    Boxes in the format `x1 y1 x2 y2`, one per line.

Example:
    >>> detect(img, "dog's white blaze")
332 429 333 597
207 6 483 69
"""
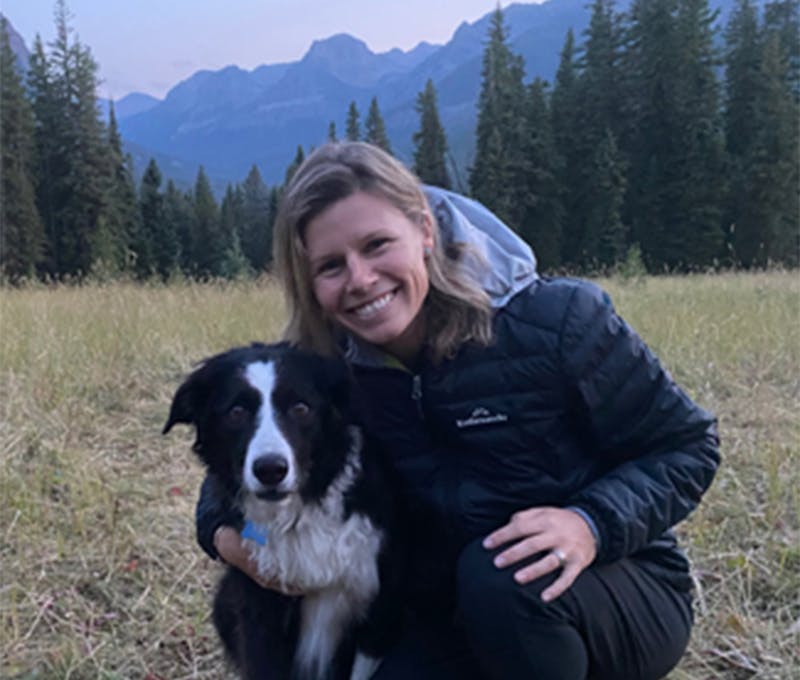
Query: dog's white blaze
242 428 384 678
243 361 297 493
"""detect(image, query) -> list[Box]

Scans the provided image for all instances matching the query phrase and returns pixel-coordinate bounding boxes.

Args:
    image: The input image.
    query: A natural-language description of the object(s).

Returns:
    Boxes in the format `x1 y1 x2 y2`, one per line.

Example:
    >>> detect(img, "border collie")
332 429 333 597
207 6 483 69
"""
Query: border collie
163 343 401 680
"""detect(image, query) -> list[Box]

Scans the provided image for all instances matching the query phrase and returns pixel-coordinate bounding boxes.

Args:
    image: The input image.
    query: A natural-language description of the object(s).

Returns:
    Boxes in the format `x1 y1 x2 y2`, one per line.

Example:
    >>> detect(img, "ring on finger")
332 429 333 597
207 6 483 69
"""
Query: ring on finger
551 548 568 569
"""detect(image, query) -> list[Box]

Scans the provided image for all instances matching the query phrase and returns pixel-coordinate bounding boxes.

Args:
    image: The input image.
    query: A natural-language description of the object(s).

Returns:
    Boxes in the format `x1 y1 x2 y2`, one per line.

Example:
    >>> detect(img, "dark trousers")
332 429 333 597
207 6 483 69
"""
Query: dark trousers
372 538 693 680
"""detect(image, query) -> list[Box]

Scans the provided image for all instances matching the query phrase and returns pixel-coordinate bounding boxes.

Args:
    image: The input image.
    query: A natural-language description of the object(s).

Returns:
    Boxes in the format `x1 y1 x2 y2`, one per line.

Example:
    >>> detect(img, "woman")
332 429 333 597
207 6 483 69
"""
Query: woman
197 142 719 679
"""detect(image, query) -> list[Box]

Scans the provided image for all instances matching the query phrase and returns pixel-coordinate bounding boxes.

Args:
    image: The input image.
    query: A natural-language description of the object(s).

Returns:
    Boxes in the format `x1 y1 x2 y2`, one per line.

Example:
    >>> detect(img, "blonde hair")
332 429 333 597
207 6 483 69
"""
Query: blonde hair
273 141 493 362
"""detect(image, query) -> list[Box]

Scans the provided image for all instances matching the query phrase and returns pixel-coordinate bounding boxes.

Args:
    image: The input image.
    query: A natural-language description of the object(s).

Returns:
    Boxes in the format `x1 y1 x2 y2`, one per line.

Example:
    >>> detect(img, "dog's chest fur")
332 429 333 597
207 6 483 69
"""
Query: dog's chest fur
242 443 384 678
243 444 383 597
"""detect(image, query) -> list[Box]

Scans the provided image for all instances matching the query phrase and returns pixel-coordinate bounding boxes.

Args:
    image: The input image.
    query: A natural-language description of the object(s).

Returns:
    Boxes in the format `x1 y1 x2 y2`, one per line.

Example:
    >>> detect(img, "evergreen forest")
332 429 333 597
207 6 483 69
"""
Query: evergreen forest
1 0 798 282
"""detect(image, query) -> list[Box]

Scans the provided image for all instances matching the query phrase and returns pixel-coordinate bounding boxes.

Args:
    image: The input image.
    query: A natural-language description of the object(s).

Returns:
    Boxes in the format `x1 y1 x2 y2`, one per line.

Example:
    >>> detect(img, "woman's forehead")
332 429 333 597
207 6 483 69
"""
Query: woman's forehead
305 193 414 250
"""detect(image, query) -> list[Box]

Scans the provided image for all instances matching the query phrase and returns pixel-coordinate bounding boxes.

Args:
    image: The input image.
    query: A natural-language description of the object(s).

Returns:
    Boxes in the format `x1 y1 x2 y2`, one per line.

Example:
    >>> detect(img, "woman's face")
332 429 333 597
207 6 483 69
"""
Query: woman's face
304 190 434 363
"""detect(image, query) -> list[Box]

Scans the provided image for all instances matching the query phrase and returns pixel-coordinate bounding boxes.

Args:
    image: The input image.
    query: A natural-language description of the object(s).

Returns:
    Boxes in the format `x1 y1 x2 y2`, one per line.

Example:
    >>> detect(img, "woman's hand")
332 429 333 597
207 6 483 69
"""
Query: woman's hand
482 507 597 602
213 526 304 596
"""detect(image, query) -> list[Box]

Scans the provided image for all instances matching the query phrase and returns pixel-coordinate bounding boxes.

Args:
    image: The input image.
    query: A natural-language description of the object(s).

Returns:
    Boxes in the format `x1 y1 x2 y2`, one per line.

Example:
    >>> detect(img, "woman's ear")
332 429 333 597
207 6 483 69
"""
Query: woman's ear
418 211 435 251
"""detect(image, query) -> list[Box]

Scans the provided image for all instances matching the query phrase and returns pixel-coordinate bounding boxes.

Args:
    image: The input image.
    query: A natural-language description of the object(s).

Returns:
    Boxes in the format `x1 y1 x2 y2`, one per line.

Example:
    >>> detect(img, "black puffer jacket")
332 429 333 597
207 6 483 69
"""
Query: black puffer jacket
196 277 719 604
345 277 718 601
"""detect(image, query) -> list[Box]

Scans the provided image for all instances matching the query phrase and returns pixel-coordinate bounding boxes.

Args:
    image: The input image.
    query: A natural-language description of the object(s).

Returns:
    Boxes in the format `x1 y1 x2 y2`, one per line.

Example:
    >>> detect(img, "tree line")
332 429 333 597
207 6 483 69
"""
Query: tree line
470 0 798 272
1 0 797 282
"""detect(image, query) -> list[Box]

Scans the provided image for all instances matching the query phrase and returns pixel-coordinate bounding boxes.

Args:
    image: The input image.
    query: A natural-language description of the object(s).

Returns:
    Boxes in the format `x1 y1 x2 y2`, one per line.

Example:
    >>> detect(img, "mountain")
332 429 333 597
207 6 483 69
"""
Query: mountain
1 13 30 73
99 92 162 123
119 0 606 187
115 92 162 120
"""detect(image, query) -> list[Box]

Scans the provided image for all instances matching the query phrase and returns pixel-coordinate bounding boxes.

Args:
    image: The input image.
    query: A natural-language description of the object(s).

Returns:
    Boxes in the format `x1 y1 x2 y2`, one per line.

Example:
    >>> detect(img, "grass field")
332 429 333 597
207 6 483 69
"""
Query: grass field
1 272 798 679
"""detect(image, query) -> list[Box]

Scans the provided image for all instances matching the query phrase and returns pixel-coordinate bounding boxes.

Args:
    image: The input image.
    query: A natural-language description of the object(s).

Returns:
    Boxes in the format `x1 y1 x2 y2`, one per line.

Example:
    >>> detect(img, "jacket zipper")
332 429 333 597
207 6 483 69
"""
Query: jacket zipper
411 371 462 555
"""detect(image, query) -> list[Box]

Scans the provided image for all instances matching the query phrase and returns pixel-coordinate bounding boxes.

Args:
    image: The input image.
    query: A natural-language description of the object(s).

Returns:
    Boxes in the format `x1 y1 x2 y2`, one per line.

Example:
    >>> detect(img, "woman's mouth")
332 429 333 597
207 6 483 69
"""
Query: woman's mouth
351 291 396 319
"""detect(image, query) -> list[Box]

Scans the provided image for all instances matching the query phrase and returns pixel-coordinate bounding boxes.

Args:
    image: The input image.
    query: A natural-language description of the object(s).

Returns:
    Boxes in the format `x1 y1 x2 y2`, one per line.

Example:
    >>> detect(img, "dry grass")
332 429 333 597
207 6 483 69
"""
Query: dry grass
1 272 797 679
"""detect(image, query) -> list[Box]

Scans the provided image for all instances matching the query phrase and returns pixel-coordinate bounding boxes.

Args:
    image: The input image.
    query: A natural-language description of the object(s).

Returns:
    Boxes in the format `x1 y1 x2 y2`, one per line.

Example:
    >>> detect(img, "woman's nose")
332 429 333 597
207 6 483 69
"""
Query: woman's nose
345 255 376 292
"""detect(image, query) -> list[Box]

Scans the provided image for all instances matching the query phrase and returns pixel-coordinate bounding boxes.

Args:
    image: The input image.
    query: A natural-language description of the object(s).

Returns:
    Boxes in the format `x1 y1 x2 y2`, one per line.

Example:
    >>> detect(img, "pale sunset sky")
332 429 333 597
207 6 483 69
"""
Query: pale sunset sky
2 0 512 100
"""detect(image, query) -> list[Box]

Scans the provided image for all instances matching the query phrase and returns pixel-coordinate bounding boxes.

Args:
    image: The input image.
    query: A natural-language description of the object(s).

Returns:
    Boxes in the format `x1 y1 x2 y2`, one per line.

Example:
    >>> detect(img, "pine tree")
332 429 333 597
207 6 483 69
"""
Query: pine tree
103 103 139 273
192 167 223 277
762 0 799 264
724 0 762 264
670 0 725 268
764 0 800 99
551 29 582 265
1 18 44 281
284 146 306 186
327 121 337 142
29 0 110 277
518 79 563 271
163 180 194 275
240 165 271 272
584 128 627 268
364 97 392 153
148 167 180 280
59 0 110 276
551 30 578 152
624 0 688 269
723 0 798 266
564 0 627 269
470 6 527 228
412 79 450 188
219 184 250 279
580 0 624 139
134 159 163 278
345 101 361 141
27 34 61 276
727 22 800 266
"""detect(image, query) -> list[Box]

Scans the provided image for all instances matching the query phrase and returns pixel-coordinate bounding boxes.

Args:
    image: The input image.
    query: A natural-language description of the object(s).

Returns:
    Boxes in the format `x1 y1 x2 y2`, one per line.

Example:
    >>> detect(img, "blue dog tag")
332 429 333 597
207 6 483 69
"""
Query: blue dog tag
241 520 269 546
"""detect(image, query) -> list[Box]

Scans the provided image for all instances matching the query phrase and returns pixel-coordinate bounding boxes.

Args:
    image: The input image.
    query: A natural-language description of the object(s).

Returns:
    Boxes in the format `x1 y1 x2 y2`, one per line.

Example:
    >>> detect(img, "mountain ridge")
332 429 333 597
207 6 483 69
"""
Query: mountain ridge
118 0 600 186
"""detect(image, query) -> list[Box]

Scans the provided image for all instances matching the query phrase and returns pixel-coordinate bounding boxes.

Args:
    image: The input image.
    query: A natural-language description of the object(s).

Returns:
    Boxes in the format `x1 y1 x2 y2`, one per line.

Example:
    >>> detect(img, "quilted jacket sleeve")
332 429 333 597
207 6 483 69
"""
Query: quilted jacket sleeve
560 282 719 565
195 473 243 560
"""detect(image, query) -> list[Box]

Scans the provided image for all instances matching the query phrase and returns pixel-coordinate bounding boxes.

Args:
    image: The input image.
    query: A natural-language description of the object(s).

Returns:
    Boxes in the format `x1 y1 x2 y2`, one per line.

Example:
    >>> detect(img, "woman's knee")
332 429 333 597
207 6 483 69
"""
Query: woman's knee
455 537 560 625
455 538 589 679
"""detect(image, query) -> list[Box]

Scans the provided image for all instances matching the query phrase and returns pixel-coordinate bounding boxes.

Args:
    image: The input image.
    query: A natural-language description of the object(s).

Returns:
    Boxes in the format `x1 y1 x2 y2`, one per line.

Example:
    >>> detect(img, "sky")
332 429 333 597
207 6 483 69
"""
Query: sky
2 0 508 101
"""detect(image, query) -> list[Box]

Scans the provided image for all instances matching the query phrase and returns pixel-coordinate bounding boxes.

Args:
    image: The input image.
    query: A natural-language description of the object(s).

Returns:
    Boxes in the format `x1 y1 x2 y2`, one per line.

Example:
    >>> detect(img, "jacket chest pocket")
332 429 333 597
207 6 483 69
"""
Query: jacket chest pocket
435 395 567 478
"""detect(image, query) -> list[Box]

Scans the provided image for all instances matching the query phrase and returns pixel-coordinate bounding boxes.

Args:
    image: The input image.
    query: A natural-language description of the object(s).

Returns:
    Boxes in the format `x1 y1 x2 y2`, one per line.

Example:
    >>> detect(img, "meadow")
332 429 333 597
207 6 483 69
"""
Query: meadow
1 271 798 679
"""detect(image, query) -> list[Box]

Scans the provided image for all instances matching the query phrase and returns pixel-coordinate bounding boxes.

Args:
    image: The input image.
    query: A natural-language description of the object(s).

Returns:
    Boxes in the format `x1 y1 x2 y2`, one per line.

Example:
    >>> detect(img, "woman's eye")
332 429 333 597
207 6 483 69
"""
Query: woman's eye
226 405 249 427
316 260 343 277
288 402 311 420
365 238 390 253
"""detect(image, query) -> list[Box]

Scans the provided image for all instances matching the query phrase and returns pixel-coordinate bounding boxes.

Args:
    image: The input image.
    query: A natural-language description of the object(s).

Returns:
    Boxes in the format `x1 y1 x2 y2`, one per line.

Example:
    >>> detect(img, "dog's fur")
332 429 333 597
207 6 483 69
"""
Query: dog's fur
164 343 401 680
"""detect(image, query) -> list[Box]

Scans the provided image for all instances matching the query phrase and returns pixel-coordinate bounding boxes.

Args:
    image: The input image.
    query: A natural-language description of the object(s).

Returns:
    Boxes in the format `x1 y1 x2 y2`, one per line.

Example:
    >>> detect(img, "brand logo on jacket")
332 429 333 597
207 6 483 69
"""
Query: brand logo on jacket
456 406 509 429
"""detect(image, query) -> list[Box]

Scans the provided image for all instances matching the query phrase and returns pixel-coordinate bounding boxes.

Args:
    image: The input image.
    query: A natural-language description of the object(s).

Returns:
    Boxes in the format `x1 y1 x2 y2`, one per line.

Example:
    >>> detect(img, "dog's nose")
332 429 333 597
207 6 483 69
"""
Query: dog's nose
252 455 289 486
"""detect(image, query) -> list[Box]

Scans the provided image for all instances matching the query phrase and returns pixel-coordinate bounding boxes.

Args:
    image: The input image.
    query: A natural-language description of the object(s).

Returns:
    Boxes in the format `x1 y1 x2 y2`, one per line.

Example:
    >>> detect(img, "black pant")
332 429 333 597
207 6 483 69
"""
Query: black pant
372 538 693 680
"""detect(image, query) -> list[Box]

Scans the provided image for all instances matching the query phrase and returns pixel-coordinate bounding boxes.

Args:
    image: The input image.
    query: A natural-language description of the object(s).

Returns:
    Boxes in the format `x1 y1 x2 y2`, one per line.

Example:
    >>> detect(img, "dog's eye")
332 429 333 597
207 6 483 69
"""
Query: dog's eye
287 402 311 421
226 405 249 427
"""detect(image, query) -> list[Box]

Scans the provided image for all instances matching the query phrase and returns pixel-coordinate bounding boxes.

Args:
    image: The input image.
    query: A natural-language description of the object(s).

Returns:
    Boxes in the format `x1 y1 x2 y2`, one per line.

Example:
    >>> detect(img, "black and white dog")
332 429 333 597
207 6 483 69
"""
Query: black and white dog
163 343 401 680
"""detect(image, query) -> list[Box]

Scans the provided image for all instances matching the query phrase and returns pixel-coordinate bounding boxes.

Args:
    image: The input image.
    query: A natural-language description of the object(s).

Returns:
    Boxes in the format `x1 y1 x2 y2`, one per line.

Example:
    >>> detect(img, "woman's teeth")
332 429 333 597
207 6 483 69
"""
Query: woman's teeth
354 292 394 318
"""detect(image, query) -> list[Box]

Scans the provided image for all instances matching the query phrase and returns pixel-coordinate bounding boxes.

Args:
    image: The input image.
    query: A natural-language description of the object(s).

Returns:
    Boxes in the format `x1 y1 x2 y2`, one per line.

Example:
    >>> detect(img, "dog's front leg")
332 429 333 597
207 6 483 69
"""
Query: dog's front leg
295 589 356 679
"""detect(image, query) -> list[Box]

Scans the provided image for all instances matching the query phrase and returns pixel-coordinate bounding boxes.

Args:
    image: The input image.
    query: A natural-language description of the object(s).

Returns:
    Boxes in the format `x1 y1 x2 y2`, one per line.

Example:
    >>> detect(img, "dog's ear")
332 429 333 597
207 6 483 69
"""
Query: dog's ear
162 374 201 434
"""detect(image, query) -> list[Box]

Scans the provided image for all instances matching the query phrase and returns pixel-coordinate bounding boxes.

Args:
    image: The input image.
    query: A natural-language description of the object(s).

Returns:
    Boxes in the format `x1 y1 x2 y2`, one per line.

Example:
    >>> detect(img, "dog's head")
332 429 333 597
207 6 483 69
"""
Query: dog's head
163 342 356 502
